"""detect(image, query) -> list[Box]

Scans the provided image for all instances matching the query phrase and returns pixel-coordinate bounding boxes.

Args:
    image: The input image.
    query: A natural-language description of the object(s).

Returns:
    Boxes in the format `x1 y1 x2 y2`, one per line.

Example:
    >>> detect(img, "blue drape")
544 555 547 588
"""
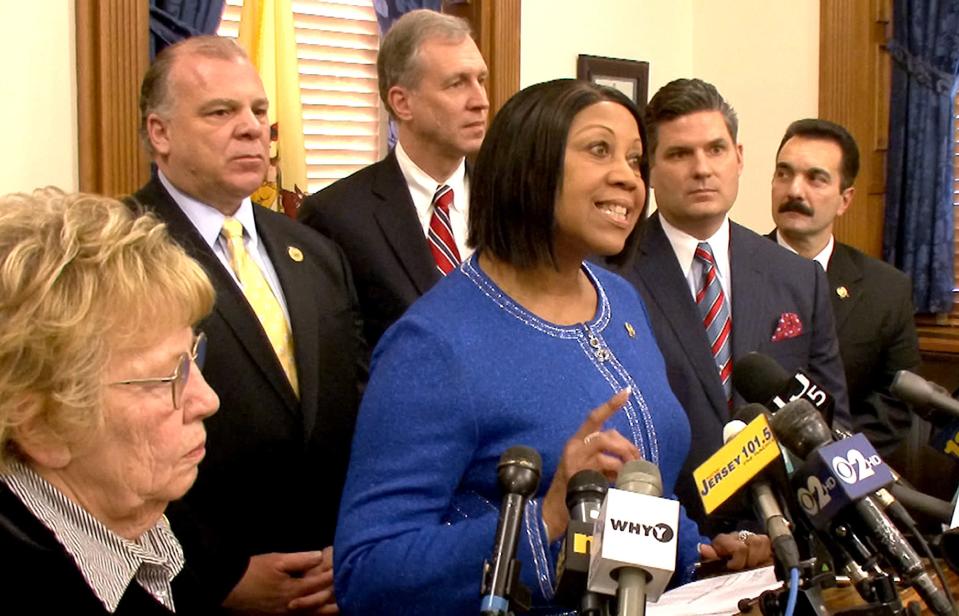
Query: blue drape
150 0 226 59
883 0 959 313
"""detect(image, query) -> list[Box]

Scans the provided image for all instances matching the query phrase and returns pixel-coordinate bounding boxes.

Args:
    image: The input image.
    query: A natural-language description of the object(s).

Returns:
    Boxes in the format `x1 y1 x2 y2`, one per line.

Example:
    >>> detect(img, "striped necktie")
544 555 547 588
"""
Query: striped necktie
694 242 732 403
428 184 461 275
221 217 299 396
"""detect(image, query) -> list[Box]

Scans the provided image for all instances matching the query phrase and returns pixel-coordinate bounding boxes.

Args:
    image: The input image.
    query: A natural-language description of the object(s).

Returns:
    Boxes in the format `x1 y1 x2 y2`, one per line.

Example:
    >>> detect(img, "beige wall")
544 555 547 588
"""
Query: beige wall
0 1 78 194
520 0 819 233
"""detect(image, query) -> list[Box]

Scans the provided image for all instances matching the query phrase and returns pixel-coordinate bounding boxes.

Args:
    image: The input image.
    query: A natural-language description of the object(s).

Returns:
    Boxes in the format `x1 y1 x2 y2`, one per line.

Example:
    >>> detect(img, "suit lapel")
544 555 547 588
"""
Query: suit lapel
137 179 299 414
637 215 730 419
370 151 441 295
826 243 863 332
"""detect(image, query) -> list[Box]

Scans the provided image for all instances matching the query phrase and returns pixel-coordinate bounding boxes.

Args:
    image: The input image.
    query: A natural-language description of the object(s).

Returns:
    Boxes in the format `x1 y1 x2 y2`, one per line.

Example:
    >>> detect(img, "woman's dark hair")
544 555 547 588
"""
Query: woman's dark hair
467 78 648 269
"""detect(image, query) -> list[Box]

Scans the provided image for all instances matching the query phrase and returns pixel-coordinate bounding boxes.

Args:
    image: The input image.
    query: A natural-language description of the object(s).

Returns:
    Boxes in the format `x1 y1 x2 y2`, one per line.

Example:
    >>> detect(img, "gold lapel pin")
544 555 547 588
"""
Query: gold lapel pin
625 322 636 338
836 286 849 299
288 246 304 262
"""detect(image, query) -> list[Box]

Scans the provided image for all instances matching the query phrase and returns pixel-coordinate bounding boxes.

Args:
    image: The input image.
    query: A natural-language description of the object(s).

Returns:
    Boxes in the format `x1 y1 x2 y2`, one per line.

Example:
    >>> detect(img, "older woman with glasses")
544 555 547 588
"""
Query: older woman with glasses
0 189 219 615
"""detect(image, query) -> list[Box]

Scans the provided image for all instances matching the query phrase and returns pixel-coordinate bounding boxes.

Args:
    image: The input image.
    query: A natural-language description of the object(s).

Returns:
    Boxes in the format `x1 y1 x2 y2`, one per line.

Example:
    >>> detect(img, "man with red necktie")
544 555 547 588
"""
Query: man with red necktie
614 78 850 536
299 9 489 349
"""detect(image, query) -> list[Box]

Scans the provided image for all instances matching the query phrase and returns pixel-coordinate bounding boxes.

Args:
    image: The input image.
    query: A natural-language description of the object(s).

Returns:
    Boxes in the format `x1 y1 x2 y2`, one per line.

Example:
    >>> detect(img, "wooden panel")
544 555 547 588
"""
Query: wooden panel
818 0 891 258
75 0 150 197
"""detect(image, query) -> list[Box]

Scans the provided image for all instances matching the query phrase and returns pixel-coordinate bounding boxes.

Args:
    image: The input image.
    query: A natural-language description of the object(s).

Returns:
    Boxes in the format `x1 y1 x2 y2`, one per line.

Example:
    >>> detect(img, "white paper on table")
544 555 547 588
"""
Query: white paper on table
646 565 782 616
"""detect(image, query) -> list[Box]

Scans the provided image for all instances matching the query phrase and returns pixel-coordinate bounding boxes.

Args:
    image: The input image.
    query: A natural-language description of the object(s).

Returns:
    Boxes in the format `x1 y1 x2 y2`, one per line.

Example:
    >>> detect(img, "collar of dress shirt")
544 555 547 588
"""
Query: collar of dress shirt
2 462 185 613
659 213 732 281
394 141 468 228
158 170 260 251
775 230 834 271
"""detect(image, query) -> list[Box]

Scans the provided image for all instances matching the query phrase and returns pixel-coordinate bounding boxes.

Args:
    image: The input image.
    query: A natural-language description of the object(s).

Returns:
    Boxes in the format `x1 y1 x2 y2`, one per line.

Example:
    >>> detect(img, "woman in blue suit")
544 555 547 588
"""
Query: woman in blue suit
334 78 764 615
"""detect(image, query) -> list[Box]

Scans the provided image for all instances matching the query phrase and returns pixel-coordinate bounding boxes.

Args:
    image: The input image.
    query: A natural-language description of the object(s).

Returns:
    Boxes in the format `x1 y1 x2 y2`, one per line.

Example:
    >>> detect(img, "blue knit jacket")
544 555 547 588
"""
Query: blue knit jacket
334 255 704 615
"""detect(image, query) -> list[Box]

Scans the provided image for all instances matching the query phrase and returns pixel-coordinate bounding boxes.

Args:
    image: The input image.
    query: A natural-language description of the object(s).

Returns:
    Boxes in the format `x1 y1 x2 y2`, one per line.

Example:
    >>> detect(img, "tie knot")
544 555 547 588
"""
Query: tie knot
222 217 244 241
694 242 716 266
432 185 453 213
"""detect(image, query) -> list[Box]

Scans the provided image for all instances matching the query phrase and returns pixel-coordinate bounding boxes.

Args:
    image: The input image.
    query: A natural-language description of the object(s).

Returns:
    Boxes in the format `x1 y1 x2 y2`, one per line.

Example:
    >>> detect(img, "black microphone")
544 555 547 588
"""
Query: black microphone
724 405 801 572
891 370 959 421
770 400 954 616
733 352 835 424
891 371 959 461
886 483 954 525
555 470 608 613
480 446 542 615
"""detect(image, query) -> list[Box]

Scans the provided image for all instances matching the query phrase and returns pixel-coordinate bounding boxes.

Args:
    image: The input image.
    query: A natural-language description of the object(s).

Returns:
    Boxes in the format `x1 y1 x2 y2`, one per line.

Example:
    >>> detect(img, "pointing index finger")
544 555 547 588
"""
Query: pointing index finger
576 388 631 439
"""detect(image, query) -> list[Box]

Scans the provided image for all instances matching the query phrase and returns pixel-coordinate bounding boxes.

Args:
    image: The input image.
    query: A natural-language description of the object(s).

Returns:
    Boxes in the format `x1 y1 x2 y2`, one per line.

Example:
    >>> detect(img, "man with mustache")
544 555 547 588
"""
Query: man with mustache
615 79 850 536
132 35 365 613
769 118 919 459
299 9 489 348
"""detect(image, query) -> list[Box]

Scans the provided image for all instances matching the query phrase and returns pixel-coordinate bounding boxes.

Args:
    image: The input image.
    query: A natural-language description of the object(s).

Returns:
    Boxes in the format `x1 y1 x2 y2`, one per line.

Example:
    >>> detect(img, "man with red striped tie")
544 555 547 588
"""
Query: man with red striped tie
614 78 850 537
300 9 489 349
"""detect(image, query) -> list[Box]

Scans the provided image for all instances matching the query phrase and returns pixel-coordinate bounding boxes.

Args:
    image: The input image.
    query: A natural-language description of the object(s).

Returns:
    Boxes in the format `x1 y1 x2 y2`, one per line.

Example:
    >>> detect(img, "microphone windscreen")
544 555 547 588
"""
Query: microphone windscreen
768 399 832 458
565 469 609 513
722 420 747 444
497 446 542 496
733 403 769 425
732 352 790 404
615 459 662 497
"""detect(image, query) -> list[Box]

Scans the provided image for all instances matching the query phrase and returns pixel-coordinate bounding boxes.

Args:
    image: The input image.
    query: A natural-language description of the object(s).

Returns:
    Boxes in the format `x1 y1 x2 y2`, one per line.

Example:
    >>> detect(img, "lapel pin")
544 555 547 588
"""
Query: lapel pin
288 246 304 262
836 286 849 299
625 322 636 338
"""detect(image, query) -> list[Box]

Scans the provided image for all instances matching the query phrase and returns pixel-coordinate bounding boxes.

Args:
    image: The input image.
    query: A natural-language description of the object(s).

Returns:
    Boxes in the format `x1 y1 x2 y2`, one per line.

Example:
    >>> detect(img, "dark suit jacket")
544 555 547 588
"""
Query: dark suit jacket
617 213 850 533
130 178 365 580
0 483 214 615
298 151 441 348
768 232 920 458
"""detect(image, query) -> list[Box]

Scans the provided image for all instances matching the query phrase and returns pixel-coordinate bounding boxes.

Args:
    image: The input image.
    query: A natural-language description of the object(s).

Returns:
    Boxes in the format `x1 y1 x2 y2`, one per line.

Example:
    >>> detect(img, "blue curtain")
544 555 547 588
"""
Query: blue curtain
883 0 959 313
150 0 226 59
372 0 442 38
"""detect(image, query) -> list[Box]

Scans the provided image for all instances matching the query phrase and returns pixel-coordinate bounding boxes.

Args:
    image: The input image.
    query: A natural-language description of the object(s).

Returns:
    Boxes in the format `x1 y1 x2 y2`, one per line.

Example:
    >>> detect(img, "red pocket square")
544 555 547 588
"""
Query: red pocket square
771 312 803 342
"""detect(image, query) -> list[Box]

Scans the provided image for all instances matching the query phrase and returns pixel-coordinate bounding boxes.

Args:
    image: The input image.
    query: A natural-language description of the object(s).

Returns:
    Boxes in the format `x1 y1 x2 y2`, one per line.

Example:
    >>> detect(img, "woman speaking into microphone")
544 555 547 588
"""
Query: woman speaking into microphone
333 78 764 615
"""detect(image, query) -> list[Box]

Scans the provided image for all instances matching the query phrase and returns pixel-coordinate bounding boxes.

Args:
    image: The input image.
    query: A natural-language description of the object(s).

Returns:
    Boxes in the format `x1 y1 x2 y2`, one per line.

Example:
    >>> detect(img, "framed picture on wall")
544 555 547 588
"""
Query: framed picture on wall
576 54 649 113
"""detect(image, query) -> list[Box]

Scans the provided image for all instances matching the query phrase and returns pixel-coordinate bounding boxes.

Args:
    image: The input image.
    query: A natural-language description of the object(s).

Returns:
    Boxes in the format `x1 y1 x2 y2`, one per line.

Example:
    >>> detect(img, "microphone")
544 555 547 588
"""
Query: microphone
770 400 954 616
891 370 959 421
588 460 679 616
554 470 608 613
891 371 959 460
480 446 542 616
693 405 784 518
733 352 835 424
721 406 801 571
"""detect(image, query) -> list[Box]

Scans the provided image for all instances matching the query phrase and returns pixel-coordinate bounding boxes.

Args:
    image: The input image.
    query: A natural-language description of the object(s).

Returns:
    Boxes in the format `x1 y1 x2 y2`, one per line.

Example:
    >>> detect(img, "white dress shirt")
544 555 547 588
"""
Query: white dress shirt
394 141 473 260
660 215 733 307
158 171 291 322
776 231 834 272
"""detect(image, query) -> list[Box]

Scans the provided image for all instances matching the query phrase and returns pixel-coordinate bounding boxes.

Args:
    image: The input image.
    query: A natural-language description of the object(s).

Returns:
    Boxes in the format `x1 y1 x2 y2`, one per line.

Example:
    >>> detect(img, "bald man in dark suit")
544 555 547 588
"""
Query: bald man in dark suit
133 35 364 614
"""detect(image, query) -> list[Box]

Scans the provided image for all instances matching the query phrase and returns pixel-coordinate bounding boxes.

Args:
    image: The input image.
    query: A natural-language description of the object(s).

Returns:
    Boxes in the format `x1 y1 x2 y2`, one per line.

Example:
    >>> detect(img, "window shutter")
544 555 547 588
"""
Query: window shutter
219 0 381 192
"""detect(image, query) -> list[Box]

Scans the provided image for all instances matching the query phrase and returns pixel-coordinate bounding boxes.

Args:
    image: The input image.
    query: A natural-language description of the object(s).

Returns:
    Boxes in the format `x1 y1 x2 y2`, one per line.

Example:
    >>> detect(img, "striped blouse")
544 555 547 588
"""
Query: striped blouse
1 462 185 613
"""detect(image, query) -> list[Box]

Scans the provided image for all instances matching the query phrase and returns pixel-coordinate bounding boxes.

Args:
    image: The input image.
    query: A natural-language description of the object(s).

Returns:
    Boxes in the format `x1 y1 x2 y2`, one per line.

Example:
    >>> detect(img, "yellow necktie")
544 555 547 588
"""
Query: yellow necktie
221 217 299 396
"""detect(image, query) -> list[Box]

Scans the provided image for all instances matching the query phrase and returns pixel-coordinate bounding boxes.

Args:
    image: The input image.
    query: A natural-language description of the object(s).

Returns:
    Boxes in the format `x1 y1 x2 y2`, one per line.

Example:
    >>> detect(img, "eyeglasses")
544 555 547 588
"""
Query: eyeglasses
108 332 207 409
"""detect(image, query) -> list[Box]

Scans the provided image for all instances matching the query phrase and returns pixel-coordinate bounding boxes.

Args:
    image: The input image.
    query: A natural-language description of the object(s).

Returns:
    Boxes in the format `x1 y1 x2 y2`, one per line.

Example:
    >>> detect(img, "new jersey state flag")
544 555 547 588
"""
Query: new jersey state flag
237 0 308 216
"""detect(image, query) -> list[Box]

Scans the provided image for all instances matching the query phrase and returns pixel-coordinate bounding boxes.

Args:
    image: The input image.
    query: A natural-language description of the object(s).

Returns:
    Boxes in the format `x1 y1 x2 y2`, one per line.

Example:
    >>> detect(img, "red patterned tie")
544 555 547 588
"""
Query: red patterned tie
694 242 733 403
428 185 461 275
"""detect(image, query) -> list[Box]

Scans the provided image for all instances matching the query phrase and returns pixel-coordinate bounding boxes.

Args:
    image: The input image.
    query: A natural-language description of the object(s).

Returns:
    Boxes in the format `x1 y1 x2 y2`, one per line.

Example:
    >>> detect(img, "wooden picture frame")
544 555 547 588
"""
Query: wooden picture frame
576 54 650 113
